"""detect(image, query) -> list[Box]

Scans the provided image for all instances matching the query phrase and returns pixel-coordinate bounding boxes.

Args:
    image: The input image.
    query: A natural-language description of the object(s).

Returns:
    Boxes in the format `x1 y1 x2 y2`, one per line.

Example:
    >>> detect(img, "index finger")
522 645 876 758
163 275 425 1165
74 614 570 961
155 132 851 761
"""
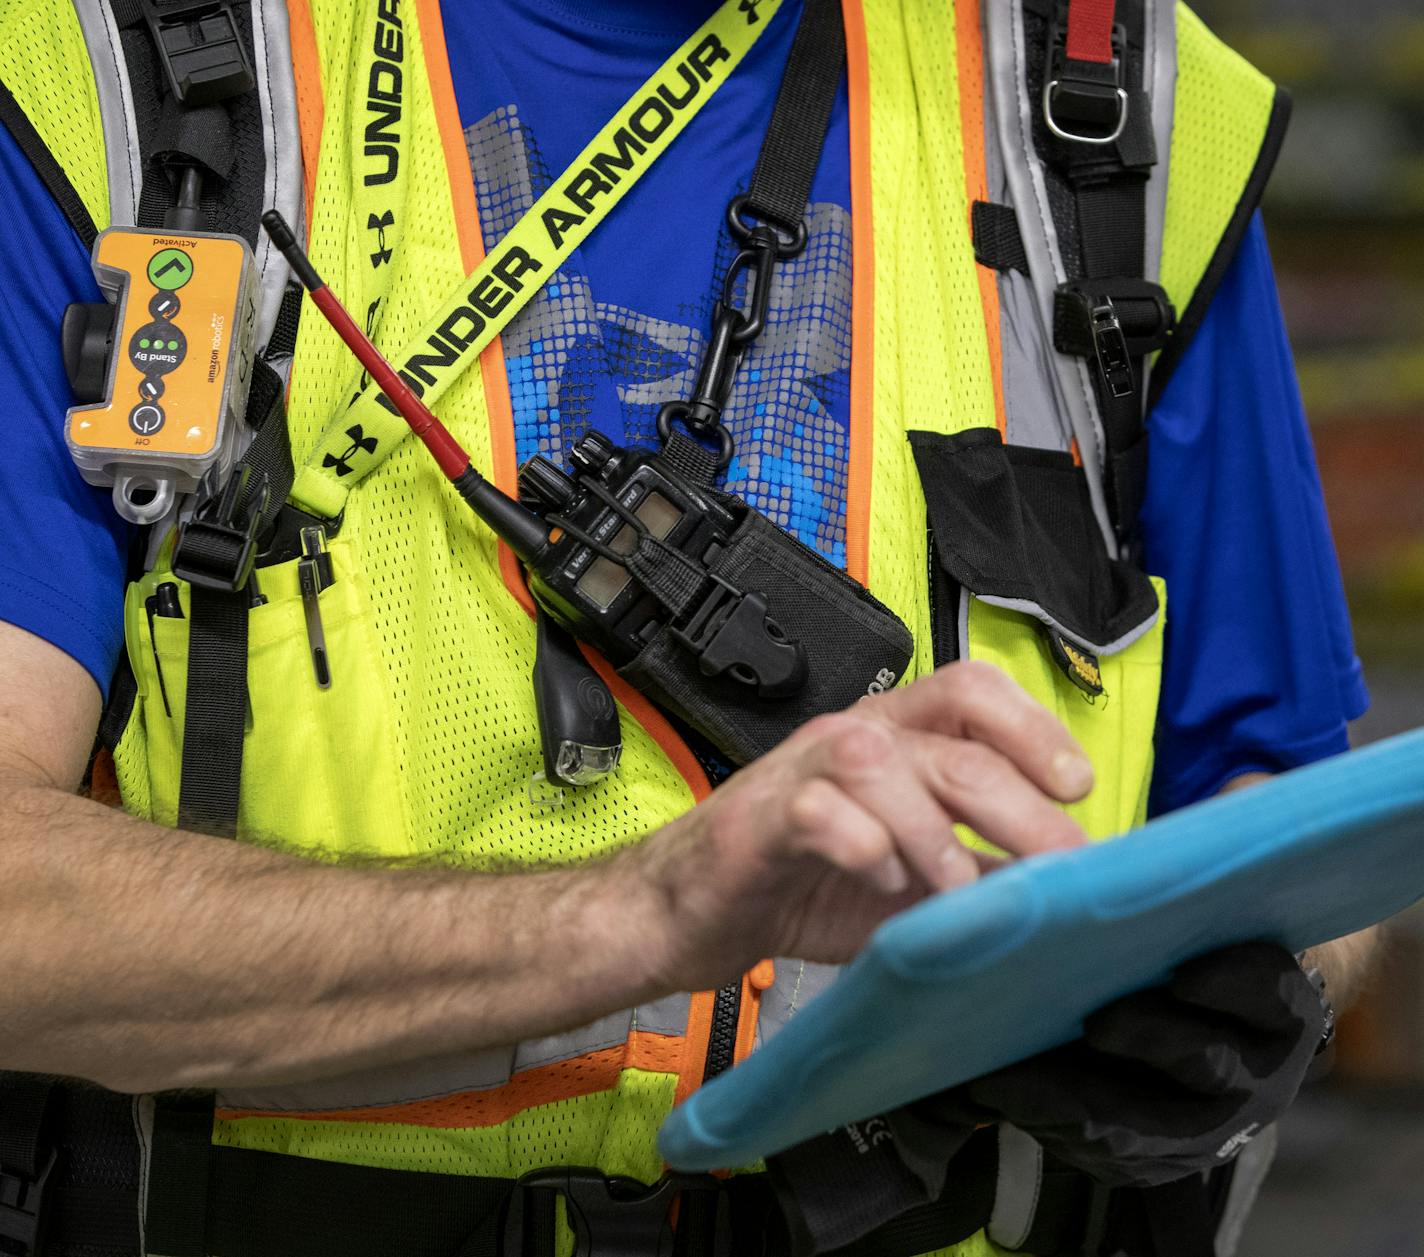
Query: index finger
865 659 1093 804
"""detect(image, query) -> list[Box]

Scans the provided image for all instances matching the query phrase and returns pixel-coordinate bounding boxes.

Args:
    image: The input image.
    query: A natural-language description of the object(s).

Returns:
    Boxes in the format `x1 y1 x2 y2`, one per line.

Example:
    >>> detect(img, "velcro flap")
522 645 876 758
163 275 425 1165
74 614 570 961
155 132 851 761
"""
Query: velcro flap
909 428 1158 656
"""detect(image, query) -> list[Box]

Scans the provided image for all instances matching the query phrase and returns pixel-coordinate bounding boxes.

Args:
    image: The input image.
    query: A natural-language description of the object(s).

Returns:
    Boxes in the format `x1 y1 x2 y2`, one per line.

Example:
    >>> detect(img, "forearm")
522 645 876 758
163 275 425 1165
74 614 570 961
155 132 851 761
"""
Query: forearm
0 778 668 1094
1302 927 1378 1010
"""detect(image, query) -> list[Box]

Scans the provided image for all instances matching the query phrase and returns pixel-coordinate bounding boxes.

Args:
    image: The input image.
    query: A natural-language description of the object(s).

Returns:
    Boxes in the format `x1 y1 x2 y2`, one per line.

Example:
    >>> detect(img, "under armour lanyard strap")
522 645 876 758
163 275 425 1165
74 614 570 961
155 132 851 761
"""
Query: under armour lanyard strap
291 0 785 519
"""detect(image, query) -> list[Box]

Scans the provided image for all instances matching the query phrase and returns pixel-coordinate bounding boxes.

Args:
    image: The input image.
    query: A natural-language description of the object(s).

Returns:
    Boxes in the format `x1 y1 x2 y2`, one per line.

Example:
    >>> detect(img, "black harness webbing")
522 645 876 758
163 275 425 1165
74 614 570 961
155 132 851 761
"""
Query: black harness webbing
742 0 846 233
106 0 265 246
173 360 295 837
140 1128 996 1257
1030 0 1173 549
0 1076 142 1256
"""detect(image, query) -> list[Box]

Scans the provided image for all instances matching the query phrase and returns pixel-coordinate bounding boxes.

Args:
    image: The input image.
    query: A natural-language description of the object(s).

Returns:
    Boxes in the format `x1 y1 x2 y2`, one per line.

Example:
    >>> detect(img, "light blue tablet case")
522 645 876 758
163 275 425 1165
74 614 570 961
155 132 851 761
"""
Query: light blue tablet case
659 728 1424 1170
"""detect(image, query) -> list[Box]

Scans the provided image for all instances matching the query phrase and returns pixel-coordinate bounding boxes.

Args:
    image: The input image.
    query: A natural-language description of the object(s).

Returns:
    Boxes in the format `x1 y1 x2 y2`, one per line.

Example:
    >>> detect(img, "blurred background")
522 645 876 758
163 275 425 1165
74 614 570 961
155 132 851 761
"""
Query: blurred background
1188 2 1424 1252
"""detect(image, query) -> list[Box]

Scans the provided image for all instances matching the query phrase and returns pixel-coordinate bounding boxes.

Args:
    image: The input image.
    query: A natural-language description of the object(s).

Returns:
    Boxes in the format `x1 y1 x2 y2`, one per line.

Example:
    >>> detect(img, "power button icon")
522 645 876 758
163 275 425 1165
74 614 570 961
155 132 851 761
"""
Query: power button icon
130 403 165 436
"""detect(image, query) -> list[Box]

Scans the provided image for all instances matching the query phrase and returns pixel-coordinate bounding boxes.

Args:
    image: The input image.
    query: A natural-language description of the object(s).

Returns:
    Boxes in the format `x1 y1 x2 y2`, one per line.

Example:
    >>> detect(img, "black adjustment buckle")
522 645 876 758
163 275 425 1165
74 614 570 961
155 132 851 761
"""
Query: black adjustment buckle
172 464 271 592
1090 301 1134 400
502 1168 727 1257
1054 279 1176 366
672 575 807 698
0 1150 56 1257
1043 18 1128 146
138 0 256 107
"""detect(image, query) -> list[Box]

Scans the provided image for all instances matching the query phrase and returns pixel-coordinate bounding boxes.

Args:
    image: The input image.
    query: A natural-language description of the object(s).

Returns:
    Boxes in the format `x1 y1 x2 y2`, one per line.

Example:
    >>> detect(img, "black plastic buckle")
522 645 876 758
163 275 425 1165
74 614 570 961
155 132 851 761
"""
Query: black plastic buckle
655 304 743 471
0 1150 56 1257
172 464 271 592
502 1168 726 1257
1054 280 1175 369
672 575 807 698
1043 17 1128 146
1090 301 1134 400
139 0 255 107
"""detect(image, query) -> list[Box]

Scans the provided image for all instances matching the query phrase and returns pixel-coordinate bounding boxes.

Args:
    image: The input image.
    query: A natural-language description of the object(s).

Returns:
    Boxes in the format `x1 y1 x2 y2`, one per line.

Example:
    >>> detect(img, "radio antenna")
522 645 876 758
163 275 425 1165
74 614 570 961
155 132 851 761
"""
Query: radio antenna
261 211 549 561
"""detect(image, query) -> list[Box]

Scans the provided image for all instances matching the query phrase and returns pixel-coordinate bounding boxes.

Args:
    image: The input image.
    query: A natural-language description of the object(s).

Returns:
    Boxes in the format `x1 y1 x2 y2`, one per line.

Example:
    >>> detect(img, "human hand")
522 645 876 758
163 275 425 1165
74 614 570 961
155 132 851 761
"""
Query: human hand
630 659 1094 992
928 941 1327 1188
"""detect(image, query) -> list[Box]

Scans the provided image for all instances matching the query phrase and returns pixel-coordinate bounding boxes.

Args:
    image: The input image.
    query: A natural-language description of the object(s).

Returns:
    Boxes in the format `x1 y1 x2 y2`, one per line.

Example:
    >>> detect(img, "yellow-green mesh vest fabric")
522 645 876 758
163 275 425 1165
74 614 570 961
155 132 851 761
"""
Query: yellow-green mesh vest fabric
1160 5 1280 322
0 1 1275 1251
0 0 109 232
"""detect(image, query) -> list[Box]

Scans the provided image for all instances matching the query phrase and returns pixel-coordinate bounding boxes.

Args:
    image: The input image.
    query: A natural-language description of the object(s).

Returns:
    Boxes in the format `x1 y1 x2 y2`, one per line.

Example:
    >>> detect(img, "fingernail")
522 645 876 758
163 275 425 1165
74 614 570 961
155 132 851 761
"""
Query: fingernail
875 855 911 895
939 845 976 891
1051 750 1094 799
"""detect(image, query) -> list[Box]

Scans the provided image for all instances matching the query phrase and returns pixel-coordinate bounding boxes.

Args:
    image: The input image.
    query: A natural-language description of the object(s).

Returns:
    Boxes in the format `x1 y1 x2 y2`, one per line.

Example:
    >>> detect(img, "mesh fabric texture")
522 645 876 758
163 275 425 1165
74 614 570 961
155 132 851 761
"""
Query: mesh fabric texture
0 0 109 230
0 0 1273 1246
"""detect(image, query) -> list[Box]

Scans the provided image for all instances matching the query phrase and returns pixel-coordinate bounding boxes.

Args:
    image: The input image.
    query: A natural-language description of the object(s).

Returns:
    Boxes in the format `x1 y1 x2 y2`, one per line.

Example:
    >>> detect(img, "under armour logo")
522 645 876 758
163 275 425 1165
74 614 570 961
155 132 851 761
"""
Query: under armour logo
367 210 394 268
739 0 761 22
323 424 379 477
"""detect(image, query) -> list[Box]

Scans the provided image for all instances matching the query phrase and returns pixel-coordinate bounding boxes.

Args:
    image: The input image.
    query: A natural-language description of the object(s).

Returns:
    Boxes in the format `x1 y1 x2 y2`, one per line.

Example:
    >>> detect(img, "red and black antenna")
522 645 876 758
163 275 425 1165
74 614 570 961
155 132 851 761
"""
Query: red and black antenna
261 210 549 561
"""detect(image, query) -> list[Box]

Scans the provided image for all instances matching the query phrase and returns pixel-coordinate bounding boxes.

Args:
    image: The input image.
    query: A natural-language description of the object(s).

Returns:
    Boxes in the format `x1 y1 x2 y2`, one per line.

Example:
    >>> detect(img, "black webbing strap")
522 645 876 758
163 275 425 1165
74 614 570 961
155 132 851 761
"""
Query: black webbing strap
107 0 265 246
971 202 1030 276
0 1076 145 1256
144 1096 216 1257
265 282 305 361
1138 1177 1219 1257
175 585 251 837
175 361 296 838
999 1157 1227 1257
0 1076 57 1256
1040 0 1165 546
0 1078 53 1183
743 0 845 232
140 1137 996 1257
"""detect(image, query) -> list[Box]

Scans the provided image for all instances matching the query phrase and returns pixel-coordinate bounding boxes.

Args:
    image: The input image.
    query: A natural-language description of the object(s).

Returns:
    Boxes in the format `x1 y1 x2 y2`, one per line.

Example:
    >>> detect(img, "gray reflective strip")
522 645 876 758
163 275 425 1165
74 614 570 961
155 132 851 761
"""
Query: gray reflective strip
973 593 1160 658
980 18 1072 455
957 583 973 663
756 960 839 1048
135 1094 155 1257
250 0 303 350
214 993 693 1115
998 269 1074 452
73 0 142 227
1214 1122 1279 1257
985 3 1118 557
986 1124 1044 1251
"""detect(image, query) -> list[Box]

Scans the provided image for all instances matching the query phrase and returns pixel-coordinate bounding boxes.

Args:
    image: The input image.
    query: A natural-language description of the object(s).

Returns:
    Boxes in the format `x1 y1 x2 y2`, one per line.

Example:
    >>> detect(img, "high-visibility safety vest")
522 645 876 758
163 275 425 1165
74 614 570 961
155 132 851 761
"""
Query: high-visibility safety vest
1 0 1284 1250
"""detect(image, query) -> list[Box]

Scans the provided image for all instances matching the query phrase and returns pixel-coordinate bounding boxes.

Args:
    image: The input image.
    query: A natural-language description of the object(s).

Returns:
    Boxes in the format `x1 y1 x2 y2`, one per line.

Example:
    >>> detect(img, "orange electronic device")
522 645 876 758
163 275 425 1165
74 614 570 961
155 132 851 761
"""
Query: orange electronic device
64 227 258 524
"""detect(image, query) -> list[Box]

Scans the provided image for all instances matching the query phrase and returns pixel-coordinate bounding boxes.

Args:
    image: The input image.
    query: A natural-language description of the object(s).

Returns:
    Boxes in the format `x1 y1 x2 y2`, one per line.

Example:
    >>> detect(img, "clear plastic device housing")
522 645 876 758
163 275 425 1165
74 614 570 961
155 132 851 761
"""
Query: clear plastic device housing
65 227 259 525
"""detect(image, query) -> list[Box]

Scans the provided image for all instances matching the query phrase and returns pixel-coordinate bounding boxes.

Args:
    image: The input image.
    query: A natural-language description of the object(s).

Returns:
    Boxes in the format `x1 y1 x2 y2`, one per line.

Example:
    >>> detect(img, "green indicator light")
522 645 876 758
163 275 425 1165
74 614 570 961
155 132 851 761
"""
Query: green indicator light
168 340 179 351
139 338 150 349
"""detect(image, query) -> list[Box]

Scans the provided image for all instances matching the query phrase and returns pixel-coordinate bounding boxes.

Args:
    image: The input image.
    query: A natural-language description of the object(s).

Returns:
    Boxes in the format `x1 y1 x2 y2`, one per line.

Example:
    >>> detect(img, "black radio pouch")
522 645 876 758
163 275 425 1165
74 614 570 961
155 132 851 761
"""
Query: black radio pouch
620 503 915 766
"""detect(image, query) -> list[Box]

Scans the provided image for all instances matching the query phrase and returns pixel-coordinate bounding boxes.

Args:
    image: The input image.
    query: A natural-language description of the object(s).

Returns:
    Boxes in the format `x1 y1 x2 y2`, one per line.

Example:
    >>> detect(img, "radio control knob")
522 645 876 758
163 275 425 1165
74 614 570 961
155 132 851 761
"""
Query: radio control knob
518 457 578 514
570 430 616 476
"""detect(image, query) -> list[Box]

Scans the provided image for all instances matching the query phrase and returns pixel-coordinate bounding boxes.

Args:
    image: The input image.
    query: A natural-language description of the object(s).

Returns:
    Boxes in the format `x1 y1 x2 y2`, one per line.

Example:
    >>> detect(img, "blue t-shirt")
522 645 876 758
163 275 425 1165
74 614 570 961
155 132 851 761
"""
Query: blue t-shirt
0 0 1367 812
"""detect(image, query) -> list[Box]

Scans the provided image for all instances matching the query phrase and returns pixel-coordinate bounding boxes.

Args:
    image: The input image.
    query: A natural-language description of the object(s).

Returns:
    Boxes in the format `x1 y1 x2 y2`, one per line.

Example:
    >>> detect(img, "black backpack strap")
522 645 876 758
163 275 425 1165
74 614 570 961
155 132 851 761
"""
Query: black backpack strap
105 0 264 244
174 360 296 837
1032 0 1176 552
741 0 845 235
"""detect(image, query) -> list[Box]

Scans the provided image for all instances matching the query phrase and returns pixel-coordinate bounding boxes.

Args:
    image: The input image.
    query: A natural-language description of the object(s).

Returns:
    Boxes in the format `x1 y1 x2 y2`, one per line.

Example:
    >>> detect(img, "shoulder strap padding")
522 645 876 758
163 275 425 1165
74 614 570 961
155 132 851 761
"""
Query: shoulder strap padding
1154 4 1288 396
0 0 109 237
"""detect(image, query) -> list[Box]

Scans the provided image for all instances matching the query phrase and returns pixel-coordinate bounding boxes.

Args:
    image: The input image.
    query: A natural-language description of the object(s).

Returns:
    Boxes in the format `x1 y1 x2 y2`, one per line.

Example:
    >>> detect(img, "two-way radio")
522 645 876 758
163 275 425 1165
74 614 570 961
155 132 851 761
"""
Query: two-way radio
262 211 914 782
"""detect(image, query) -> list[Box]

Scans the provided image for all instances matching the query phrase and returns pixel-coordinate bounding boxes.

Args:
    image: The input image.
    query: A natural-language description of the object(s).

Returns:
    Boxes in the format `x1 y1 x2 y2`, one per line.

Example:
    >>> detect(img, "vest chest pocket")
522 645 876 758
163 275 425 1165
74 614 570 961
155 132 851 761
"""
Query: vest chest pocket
116 540 415 858
908 428 1167 841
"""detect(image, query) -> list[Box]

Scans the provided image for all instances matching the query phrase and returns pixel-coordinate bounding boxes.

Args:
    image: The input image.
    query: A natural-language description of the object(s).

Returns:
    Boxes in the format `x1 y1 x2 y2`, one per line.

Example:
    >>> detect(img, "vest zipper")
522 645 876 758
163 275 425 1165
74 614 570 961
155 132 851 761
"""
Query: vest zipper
701 980 742 1082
